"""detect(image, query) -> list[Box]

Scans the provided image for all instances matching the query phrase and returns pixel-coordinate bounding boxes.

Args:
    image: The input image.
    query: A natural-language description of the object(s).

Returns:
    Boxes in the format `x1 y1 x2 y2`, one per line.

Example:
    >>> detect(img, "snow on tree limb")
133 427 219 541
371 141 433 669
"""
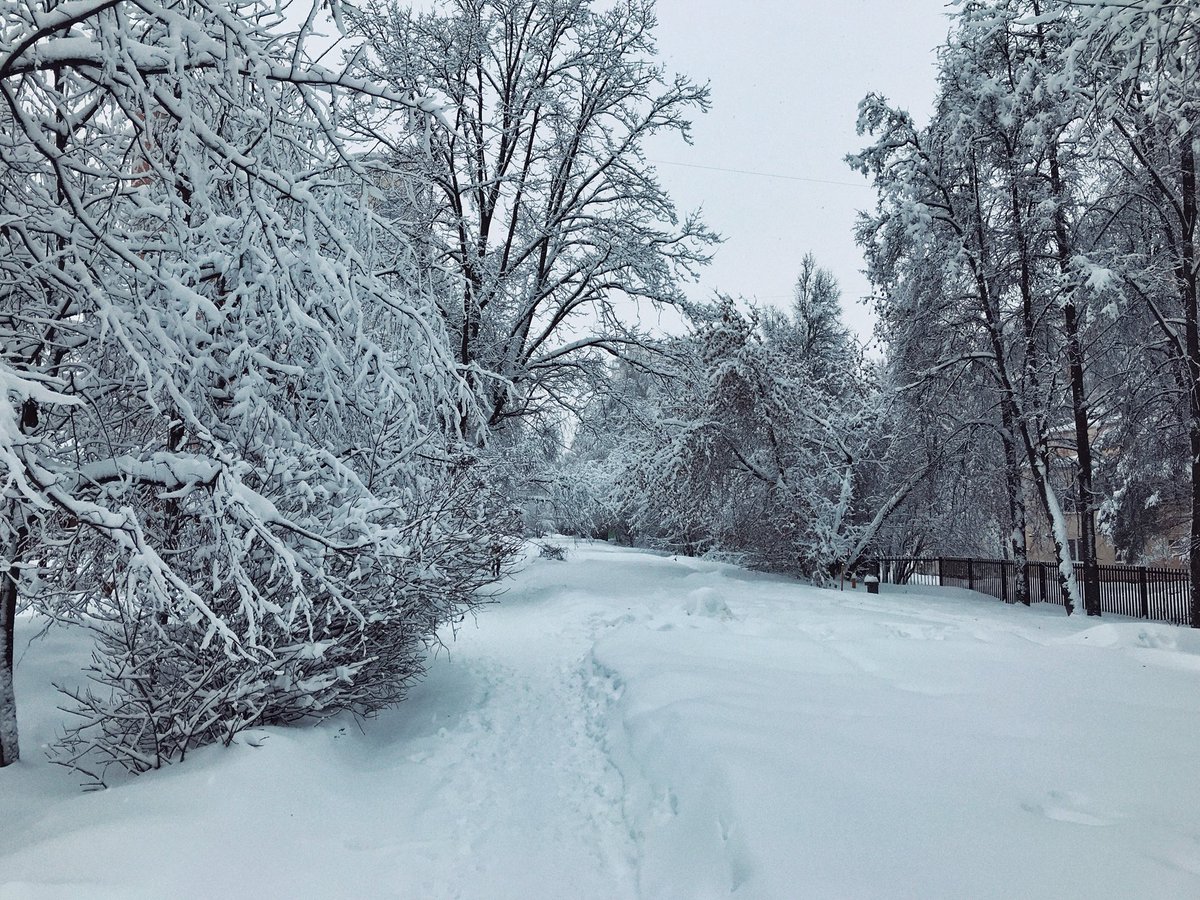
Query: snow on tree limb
0 0 514 777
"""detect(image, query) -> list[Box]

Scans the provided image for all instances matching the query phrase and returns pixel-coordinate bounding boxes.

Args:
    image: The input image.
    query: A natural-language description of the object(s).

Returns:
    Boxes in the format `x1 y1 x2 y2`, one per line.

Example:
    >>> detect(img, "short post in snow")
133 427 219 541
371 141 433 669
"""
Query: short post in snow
864 574 880 595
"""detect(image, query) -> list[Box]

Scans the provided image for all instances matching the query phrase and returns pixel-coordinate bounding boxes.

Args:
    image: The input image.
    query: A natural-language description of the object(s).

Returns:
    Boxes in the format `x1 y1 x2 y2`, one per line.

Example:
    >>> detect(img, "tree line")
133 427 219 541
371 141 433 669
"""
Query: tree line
545 0 1199 626
850 0 1198 620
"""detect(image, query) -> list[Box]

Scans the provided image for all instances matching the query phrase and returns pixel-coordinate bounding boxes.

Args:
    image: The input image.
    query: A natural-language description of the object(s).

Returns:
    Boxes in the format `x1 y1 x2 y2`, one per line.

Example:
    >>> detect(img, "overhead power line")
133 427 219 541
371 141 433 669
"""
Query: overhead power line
648 158 871 189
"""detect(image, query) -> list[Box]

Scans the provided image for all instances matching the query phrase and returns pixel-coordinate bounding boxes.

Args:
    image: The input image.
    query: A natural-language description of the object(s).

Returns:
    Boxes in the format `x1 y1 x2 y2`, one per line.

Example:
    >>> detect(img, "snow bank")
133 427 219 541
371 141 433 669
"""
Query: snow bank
3 542 1199 899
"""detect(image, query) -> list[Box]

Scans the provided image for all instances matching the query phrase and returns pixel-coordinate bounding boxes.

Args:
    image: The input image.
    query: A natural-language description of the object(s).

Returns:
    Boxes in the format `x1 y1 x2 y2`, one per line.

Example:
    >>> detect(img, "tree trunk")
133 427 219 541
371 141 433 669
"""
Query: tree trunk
1180 137 1200 628
969 168 1073 613
1029 449 1080 615
1191 425 1200 629
963 156 1034 608
1048 148 1102 617
1065 300 1101 616
1000 420 1031 607
1 401 34 767
1 530 20 767
983 297 1071 612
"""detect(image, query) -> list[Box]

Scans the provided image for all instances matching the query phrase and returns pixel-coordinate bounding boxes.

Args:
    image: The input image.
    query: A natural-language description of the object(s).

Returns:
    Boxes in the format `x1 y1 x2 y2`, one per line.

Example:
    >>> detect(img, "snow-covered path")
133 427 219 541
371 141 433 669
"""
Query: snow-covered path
336 564 643 899
3 541 1200 899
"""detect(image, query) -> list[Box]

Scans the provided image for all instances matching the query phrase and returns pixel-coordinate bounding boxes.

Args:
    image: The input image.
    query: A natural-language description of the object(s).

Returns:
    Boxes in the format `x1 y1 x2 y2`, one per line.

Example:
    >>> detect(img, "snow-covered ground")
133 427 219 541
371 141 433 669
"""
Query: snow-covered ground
3 541 1200 899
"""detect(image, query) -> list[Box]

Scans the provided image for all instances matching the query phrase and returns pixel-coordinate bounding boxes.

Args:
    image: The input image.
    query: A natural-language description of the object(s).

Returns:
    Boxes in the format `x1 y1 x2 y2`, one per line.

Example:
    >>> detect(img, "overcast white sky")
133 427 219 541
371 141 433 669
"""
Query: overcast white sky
644 1 953 344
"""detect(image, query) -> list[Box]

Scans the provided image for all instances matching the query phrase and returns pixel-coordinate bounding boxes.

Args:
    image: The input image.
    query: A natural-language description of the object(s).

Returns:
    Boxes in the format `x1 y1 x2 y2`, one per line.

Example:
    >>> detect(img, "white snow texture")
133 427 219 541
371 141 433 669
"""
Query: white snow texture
3 541 1200 899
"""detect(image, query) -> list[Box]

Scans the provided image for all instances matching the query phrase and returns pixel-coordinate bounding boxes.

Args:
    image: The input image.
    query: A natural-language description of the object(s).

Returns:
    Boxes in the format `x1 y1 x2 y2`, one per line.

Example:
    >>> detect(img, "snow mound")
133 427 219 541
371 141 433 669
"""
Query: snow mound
679 586 735 620
1057 622 1200 654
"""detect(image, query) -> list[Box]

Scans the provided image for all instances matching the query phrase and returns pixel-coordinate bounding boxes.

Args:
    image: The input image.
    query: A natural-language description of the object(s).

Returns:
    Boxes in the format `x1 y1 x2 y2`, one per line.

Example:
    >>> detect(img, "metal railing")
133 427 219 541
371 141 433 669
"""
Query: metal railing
875 557 1192 627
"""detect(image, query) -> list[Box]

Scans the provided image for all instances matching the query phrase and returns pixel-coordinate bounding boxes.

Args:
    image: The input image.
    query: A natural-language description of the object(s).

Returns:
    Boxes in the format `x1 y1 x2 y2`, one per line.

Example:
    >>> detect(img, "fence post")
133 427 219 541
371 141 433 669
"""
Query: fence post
1000 561 1009 603
1139 566 1149 620
967 558 974 591
937 557 945 587
1039 563 1048 604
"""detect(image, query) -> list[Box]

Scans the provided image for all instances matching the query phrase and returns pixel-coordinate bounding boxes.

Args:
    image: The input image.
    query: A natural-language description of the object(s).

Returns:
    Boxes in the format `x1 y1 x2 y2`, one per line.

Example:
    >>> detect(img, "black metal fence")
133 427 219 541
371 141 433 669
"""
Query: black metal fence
875 557 1192 627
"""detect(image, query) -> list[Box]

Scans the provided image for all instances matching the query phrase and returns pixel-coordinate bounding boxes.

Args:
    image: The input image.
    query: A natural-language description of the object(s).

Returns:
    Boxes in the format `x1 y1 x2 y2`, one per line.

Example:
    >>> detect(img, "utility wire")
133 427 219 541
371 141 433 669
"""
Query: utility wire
648 158 871 189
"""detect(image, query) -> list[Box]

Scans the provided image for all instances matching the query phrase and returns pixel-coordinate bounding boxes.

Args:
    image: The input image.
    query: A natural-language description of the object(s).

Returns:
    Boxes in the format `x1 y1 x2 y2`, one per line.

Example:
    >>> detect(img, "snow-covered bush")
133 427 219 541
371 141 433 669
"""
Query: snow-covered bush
53 457 521 783
538 542 567 561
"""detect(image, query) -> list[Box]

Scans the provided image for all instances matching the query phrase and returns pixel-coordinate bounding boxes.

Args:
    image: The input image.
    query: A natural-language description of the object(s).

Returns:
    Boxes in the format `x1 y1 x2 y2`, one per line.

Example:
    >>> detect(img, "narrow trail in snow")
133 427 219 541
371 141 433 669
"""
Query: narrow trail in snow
367 574 644 900
373 544 757 900
410 546 772 900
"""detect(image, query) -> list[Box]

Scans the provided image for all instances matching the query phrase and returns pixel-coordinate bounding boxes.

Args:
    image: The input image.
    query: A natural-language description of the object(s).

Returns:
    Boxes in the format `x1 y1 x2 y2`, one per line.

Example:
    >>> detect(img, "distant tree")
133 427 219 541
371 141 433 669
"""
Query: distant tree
851 95 1044 605
768 254 854 363
856 210 1013 567
575 258 926 581
550 356 661 543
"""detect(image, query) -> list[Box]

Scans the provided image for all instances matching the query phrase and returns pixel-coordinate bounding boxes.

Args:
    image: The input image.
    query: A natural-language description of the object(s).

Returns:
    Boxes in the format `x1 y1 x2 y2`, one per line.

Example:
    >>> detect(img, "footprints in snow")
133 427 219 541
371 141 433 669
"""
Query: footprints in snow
1021 790 1120 827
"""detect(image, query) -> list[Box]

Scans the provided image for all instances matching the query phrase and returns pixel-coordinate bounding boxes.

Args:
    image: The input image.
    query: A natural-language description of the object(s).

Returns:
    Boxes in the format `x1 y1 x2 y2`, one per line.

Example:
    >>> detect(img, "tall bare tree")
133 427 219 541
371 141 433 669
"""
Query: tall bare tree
347 0 716 428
